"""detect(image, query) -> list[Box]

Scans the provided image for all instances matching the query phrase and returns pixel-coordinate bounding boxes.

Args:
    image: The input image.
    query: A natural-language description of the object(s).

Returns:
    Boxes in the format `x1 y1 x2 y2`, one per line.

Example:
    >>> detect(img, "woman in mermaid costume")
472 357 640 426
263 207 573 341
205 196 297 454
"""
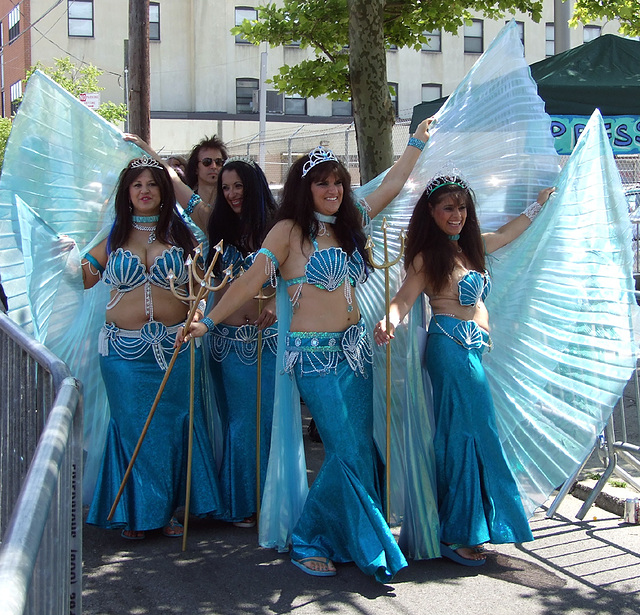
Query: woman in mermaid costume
202 158 278 528
180 117 433 581
374 175 555 566
84 157 222 539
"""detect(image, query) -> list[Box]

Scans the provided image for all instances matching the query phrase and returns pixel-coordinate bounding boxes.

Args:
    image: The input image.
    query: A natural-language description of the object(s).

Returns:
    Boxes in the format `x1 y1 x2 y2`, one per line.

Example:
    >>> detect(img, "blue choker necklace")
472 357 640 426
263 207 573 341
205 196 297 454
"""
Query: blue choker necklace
314 212 337 224
449 234 460 241
132 214 160 223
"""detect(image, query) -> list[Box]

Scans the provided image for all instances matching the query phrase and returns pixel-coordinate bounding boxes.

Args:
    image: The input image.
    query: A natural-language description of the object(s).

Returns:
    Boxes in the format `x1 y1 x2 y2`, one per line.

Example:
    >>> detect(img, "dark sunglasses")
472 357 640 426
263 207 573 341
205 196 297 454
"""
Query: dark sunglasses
200 157 226 168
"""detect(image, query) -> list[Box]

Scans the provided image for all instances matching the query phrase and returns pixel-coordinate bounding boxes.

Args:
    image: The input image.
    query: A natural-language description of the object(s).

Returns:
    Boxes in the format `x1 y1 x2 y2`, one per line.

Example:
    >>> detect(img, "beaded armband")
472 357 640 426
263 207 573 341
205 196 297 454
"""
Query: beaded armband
523 200 543 222
83 253 105 275
201 317 216 333
257 248 279 288
408 137 426 151
185 193 202 217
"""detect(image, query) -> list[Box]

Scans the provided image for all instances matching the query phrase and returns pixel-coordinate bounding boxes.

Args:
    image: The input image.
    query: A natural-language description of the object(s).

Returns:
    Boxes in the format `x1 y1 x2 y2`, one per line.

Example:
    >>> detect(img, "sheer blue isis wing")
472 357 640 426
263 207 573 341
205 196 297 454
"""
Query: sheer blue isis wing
484 109 638 517
0 70 144 501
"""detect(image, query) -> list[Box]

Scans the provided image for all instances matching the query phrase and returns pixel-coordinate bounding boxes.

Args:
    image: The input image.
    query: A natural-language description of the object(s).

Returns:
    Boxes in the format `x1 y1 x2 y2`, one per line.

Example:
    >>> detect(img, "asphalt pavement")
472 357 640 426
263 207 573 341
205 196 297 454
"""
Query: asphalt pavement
82 408 640 615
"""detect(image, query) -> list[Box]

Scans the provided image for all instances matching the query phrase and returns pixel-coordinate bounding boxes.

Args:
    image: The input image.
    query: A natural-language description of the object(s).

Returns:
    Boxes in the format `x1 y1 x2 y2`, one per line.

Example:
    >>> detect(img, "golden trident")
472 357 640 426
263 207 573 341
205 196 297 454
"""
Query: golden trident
107 241 233 552
254 286 276 527
365 218 405 525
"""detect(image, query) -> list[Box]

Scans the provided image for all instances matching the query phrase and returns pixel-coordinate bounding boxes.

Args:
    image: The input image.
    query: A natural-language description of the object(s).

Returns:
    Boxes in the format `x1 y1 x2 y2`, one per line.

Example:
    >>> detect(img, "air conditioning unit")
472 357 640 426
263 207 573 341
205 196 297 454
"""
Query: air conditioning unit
251 90 284 114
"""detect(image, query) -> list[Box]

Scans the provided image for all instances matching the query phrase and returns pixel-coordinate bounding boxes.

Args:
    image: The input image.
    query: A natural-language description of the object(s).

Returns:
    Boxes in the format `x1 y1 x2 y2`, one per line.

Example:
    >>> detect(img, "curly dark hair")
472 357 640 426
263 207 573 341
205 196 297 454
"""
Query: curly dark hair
277 153 371 270
108 161 196 257
185 135 228 190
206 160 278 271
405 182 485 294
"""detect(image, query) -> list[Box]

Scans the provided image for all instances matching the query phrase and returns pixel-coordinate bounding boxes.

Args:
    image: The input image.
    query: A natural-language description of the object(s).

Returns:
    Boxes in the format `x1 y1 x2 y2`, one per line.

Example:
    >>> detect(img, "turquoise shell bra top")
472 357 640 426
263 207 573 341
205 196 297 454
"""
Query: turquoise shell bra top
102 246 189 312
458 269 492 306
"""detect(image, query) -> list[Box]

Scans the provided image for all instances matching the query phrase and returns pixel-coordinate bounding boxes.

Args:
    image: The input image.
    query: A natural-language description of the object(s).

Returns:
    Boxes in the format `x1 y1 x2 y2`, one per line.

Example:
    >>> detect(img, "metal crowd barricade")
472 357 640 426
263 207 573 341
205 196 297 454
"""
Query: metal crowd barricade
0 312 83 615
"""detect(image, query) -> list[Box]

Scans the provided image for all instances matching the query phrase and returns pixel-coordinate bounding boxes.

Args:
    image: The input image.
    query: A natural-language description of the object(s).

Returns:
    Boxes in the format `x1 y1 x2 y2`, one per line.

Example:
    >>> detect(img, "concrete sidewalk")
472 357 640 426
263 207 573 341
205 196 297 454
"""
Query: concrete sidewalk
82 411 640 615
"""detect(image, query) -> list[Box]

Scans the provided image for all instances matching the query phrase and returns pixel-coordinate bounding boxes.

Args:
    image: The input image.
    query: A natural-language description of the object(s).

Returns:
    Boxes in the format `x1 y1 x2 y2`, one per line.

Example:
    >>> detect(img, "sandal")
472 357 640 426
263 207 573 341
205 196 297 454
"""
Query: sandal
291 556 336 577
121 529 145 540
440 542 486 567
162 516 184 537
233 515 256 528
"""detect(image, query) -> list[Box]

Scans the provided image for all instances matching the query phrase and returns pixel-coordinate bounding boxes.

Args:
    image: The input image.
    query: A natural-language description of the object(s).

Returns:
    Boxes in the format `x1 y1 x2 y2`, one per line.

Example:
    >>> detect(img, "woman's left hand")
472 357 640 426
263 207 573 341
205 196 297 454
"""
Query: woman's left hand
537 186 556 205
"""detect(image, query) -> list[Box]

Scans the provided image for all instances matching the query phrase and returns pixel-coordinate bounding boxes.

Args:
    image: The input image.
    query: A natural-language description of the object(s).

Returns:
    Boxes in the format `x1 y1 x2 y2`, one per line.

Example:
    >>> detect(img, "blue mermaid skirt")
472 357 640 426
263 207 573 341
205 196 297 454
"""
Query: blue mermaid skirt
285 322 407 582
206 323 277 522
87 324 222 531
426 315 533 546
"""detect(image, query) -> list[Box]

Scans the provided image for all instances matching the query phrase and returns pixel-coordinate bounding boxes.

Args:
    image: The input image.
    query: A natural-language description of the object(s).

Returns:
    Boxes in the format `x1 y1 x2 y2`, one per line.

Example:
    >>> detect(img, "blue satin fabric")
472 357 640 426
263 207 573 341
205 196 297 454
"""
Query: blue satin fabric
288 325 407 583
205 322 277 522
426 315 533 546
87 334 222 531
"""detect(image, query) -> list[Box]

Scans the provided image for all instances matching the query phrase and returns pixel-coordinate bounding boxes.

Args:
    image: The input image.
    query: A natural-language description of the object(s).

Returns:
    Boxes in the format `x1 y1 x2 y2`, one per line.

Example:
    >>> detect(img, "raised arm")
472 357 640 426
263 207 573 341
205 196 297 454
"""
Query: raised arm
365 118 433 219
483 187 555 254
177 220 293 344
123 133 212 234
373 255 426 345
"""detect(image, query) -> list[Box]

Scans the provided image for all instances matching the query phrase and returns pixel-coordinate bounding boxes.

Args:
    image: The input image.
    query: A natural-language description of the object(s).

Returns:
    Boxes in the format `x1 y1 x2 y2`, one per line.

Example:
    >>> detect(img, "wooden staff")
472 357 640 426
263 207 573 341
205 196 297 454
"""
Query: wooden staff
107 242 232 543
254 287 275 527
366 218 405 524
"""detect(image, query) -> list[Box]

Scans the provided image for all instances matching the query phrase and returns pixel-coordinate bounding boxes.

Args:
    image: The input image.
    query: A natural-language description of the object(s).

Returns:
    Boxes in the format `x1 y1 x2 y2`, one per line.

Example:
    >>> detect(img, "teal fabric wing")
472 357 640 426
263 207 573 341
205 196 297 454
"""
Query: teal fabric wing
0 71 144 502
484 109 638 517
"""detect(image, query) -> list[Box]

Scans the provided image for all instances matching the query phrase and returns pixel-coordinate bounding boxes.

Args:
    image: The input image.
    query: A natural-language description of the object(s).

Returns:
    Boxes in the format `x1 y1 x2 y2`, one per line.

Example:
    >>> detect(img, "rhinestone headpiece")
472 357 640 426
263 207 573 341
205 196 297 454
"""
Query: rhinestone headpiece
424 172 470 198
129 155 164 170
224 155 256 168
301 146 339 178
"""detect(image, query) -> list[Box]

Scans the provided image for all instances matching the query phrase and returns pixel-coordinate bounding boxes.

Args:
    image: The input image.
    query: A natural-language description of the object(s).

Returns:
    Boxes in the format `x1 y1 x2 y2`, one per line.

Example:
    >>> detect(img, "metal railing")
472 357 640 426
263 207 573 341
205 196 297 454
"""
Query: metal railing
0 312 83 615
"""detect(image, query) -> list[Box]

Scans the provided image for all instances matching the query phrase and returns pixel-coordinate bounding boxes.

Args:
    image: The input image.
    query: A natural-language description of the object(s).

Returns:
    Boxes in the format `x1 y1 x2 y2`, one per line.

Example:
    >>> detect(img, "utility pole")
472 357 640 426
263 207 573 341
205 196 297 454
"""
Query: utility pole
128 0 151 142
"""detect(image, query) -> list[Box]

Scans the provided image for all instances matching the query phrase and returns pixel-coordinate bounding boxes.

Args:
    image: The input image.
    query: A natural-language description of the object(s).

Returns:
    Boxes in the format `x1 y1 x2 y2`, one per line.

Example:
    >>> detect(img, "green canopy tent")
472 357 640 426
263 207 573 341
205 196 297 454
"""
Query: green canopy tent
410 34 640 154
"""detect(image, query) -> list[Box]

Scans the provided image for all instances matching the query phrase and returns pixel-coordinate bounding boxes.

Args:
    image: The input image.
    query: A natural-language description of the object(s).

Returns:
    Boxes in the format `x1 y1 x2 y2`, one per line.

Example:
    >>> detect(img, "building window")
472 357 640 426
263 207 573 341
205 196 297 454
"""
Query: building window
235 7 257 44
236 78 258 113
421 30 441 52
545 23 555 57
421 83 442 102
10 80 22 115
388 82 398 117
149 2 160 41
583 25 601 43
68 1 94 38
285 94 306 115
8 6 20 42
332 100 352 116
464 19 483 53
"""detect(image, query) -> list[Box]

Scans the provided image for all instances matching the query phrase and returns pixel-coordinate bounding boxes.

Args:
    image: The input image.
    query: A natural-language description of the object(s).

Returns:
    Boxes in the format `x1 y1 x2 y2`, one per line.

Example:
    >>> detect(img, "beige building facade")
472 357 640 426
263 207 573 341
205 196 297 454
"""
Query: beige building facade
0 0 623 159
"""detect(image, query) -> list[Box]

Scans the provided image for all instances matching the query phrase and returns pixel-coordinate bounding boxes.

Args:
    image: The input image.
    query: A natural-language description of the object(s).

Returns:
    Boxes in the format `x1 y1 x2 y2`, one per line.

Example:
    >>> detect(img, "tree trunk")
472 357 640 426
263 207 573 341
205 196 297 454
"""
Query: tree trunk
128 0 151 142
347 0 395 184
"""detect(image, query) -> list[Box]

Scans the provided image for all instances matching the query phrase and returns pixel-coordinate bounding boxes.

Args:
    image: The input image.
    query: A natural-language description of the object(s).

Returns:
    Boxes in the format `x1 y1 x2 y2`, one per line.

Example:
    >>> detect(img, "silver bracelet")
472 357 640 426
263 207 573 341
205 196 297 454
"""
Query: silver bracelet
523 200 543 222
197 299 206 314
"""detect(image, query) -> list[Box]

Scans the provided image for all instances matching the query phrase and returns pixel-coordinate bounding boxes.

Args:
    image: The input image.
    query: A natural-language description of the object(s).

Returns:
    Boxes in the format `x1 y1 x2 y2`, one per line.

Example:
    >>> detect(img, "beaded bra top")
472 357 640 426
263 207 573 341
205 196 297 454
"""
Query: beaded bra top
103 246 189 311
457 269 492 306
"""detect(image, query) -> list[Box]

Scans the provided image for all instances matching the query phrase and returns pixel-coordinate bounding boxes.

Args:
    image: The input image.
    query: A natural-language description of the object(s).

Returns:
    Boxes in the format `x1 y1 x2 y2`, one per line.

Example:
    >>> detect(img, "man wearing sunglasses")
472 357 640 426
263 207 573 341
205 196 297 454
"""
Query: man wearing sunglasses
184 135 229 212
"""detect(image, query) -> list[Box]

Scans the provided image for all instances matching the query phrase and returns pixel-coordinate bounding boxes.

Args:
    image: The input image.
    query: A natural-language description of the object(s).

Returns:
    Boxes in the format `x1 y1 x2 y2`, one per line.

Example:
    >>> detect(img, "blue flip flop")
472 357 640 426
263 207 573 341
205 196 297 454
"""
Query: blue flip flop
440 543 486 567
291 557 337 577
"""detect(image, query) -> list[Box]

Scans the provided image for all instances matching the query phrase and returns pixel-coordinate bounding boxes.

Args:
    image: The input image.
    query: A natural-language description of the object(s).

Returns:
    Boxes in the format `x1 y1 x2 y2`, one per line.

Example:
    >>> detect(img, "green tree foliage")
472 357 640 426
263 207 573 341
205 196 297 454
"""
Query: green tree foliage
0 117 12 170
234 0 544 180
571 0 640 36
24 57 128 125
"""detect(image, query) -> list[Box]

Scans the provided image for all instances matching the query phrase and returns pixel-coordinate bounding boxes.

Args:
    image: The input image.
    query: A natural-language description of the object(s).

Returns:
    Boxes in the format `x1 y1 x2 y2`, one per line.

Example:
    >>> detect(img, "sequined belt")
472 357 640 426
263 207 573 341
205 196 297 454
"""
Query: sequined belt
429 314 492 353
99 321 191 370
284 319 372 376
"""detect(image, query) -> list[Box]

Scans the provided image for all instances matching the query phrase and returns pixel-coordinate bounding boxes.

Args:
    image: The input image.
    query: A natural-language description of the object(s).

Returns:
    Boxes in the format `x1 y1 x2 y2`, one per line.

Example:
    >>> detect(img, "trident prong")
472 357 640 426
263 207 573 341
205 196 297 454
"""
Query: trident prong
365 217 405 525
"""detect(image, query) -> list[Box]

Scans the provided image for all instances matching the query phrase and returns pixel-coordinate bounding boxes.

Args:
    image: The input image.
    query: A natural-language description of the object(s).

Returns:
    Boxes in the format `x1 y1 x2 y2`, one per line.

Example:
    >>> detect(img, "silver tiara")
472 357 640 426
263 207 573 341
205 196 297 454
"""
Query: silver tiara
424 172 470 198
301 146 339 177
224 155 256 168
130 155 164 170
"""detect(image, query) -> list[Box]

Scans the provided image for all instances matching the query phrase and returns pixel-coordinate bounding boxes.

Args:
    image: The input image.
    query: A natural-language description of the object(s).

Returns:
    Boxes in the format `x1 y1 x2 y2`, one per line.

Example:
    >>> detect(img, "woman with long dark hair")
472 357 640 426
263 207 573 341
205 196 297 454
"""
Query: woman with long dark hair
374 175 554 565
204 158 278 528
180 118 433 581
83 157 221 539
